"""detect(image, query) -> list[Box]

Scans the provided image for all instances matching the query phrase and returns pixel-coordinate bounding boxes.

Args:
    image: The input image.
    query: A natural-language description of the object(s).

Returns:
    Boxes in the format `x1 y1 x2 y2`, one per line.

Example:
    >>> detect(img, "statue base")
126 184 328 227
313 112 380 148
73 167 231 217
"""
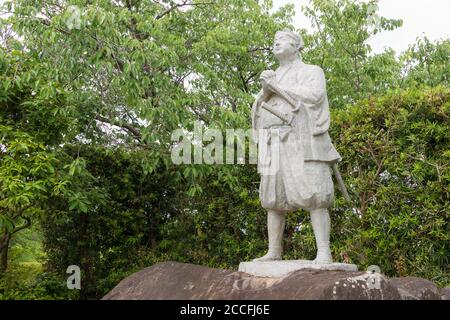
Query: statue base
238 260 358 278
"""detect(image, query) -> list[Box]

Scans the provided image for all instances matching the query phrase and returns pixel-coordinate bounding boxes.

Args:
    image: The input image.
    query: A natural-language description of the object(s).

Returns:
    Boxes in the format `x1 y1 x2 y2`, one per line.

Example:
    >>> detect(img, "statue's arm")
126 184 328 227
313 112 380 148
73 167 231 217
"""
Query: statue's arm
297 67 330 135
251 90 265 144
275 66 330 136
297 66 326 104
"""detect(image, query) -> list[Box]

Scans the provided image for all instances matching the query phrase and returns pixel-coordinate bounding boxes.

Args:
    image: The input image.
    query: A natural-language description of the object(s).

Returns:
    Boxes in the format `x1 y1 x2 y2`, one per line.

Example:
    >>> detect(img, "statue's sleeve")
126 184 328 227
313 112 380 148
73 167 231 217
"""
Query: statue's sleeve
251 90 264 144
295 66 327 104
290 66 330 136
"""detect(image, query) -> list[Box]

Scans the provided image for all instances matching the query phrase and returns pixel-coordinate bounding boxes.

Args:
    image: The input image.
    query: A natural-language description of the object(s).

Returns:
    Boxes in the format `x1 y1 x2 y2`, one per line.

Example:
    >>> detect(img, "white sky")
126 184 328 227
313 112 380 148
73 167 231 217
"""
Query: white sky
272 0 450 54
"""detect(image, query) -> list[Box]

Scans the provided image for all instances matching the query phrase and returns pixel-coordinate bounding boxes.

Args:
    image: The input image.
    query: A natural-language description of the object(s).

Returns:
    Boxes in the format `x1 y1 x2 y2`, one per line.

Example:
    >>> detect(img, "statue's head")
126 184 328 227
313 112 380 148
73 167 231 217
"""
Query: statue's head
273 29 304 60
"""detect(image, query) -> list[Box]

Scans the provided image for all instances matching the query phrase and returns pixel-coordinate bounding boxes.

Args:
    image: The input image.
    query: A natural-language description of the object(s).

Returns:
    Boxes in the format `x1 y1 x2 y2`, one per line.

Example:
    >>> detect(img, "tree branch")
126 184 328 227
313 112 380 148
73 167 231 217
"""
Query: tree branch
41 18 70 35
155 1 215 20
0 232 10 252
95 114 142 141
188 105 210 124
12 216 31 235
247 46 272 53
11 205 32 220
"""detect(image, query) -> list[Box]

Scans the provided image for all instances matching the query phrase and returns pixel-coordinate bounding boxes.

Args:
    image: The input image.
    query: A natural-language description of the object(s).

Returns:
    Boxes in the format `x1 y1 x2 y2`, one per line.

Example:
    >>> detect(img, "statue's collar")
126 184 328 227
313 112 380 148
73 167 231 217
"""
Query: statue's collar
292 59 305 68
278 58 304 68
277 59 304 82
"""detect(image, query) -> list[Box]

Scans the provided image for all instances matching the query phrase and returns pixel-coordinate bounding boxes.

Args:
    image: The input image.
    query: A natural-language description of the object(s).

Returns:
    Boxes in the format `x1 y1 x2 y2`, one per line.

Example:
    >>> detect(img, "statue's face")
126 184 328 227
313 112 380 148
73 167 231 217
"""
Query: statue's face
273 34 297 60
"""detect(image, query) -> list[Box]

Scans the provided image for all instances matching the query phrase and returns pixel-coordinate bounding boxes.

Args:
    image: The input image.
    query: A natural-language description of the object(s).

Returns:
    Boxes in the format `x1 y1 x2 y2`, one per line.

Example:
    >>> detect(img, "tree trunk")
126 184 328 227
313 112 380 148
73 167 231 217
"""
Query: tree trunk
0 232 11 273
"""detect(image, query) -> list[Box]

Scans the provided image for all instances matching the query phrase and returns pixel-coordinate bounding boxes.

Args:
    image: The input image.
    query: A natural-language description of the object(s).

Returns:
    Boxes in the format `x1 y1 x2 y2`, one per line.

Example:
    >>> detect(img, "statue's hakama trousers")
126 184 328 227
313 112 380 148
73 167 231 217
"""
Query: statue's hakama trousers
258 126 334 212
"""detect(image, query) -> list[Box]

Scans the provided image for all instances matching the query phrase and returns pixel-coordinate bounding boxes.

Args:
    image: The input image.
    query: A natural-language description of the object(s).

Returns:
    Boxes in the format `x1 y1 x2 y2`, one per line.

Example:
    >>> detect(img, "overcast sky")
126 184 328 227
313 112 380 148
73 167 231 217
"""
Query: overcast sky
272 0 450 54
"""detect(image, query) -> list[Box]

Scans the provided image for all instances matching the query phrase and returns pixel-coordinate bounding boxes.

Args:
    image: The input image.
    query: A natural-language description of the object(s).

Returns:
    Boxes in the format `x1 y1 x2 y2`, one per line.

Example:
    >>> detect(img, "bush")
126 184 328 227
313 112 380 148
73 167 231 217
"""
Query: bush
327 86 449 286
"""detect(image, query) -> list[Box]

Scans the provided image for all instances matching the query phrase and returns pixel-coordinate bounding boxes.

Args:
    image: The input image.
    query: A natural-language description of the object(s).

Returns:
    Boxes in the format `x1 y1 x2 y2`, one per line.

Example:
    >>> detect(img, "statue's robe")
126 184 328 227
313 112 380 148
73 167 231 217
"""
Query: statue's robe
252 59 341 212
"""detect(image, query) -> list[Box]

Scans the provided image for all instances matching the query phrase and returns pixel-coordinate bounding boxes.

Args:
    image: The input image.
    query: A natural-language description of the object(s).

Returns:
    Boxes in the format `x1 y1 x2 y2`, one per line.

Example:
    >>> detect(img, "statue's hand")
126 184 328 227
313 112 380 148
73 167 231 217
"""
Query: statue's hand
260 70 276 81
260 70 276 94
255 92 267 107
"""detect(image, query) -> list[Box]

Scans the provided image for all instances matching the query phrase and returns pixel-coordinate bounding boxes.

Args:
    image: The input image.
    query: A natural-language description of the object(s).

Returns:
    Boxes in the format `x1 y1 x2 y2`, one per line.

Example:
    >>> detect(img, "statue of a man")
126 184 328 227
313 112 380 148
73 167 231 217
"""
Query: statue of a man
251 29 342 264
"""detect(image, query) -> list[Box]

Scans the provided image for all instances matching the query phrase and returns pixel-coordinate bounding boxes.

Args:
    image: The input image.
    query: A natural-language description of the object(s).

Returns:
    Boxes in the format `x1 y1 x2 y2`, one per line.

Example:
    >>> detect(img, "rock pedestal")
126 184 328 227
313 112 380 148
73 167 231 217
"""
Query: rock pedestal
103 261 445 300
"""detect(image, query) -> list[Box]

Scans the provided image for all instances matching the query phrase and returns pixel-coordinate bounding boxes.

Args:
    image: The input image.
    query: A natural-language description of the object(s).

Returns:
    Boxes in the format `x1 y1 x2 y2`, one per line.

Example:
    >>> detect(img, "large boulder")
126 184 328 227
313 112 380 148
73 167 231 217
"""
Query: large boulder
440 286 450 300
102 261 439 300
389 277 442 300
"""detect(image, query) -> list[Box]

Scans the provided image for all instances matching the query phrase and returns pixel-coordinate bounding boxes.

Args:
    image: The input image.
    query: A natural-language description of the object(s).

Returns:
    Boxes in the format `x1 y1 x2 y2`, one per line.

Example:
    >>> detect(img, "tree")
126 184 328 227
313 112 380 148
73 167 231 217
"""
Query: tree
400 37 450 88
0 27 104 274
300 0 403 107
0 43 63 272
0 126 56 272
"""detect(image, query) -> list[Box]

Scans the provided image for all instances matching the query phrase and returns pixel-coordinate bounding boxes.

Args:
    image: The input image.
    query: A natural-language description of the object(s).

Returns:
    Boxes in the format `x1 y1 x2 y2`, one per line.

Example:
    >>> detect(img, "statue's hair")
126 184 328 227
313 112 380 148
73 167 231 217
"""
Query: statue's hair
275 29 304 51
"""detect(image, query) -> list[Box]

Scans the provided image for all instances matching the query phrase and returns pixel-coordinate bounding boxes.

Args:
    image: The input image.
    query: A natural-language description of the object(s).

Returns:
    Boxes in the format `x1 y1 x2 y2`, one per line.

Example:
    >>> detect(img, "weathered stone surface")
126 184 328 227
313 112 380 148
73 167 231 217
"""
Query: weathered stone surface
102 261 234 300
389 277 442 300
103 261 413 300
239 260 358 277
440 286 450 300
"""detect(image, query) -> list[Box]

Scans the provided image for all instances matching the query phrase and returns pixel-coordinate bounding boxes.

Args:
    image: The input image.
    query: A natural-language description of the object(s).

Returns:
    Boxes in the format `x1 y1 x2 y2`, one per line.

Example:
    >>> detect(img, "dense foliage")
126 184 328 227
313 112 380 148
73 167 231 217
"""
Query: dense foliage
0 0 448 299
331 87 449 284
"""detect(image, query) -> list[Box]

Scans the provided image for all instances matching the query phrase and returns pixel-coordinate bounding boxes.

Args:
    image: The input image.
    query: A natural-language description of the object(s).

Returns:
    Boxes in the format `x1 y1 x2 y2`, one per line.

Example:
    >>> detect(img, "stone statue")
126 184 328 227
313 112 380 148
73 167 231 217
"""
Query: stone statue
251 29 343 264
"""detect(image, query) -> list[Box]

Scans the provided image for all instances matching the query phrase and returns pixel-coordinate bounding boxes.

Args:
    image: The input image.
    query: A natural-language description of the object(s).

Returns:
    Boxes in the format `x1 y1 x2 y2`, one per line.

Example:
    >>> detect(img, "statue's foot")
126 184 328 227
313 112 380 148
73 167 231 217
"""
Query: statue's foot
252 251 282 262
312 250 333 265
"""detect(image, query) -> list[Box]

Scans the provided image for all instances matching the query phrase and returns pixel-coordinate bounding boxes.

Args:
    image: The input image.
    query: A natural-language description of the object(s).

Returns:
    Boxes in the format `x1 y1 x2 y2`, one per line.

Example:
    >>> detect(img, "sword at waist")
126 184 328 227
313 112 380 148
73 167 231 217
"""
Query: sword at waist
260 102 294 125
